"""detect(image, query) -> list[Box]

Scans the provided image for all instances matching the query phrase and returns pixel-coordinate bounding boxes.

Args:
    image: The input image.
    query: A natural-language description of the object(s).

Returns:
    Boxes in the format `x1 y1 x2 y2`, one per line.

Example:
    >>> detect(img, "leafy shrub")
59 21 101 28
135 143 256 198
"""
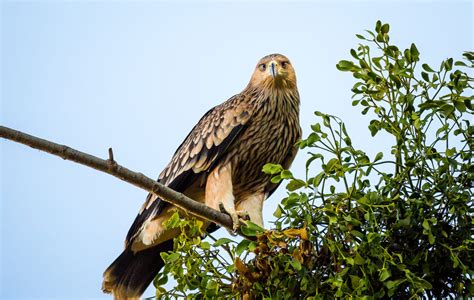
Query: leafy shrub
156 21 473 299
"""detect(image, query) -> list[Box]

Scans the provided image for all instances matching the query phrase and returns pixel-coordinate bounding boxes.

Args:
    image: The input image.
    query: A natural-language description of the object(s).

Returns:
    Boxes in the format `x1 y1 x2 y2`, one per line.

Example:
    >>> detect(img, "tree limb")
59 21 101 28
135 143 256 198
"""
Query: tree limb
0 125 236 230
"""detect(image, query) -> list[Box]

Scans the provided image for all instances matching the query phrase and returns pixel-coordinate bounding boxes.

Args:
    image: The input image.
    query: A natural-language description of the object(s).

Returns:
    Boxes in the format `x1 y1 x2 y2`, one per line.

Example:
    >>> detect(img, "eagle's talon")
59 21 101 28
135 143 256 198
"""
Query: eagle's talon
236 210 250 221
232 216 241 233
218 203 227 214
218 203 242 233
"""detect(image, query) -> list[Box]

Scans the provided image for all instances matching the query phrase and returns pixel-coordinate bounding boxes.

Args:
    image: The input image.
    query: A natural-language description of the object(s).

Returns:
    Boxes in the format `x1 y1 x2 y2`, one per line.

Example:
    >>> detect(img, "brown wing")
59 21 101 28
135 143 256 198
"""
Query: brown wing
159 97 252 186
125 93 253 246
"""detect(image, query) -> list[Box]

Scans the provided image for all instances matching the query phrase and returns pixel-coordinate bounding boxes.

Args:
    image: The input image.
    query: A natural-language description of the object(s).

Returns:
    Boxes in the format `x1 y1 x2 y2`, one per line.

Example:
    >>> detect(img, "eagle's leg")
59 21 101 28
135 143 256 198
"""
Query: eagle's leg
205 163 240 232
235 191 266 228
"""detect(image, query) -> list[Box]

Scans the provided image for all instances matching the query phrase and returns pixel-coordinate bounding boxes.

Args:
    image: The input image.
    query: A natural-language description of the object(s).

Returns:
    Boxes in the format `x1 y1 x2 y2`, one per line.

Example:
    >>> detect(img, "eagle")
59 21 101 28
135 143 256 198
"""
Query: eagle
102 53 301 299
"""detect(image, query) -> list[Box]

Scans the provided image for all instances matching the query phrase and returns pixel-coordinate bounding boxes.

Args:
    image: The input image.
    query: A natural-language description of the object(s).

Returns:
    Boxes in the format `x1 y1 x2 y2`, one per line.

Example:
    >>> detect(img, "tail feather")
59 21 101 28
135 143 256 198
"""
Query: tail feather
102 239 174 299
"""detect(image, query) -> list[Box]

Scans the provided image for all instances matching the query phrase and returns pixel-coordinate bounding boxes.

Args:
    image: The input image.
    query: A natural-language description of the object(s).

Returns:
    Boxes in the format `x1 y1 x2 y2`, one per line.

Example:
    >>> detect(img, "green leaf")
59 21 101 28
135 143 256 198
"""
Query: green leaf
346 257 354 266
281 170 293 179
240 225 257 237
155 286 166 297
465 99 473 110
325 158 340 173
165 252 180 263
236 239 250 256
350 49 359 59
446 147 456 157
440 104 455 117
262 163 283 175
289 259 302 271
422 219 430 230
375 20 382 33
154 273 168 287
246 221 265 233
444 57 453 71
271 175 282 184
312 172 325 187
379 268 391 281
286 179 306 191
282 194 300 209
428 232 435 245
436 123 449 136
454 99 467 112
314 111 324 117
372 57 383 69
273 205 283 218
240 221 264 237
350 275 361 288
365 29 375 38
213 238 234 247
164 212 181 229
374 152 383 162
311 123 322 132
368 120 381 136
422 63 435 72
410 43 420 60
415 277 433 289
354 252 365 265
454 61 467 67
386 279 405 290
336 60 357 71
248 241 258 252
306 132 321 145
421 71 430 82
399 215 411 227
200 241 211 250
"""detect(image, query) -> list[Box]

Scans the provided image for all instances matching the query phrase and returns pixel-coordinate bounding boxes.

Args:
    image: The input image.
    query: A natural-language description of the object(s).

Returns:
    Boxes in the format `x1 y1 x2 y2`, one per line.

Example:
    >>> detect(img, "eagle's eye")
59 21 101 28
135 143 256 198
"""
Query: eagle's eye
258 63 266 71
281 61 290 68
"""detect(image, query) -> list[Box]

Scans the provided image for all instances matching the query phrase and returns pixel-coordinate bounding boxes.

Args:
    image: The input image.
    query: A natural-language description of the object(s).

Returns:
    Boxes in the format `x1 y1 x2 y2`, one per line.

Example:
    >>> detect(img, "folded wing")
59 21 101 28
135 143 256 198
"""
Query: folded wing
125 93 253 248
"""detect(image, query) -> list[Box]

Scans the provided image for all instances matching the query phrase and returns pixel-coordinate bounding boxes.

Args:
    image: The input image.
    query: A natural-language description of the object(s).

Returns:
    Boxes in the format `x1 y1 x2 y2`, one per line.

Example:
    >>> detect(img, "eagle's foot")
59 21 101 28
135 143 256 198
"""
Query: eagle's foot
236 210 250 221
219 203 244 234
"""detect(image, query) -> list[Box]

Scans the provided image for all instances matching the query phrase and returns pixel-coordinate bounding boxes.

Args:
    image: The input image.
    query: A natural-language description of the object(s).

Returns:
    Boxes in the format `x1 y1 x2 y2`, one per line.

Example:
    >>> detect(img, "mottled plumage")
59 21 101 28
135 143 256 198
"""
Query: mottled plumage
102 54 301 299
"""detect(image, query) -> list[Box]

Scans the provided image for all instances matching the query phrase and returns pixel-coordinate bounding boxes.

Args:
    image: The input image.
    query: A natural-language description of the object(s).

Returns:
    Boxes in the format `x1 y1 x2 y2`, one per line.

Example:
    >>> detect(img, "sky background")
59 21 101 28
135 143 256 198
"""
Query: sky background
1 0 472 299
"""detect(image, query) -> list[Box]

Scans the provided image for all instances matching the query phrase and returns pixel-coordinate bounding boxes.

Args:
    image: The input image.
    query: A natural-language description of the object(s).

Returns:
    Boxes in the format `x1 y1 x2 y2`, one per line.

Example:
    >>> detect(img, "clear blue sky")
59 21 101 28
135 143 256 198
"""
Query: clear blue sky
1 1 472 298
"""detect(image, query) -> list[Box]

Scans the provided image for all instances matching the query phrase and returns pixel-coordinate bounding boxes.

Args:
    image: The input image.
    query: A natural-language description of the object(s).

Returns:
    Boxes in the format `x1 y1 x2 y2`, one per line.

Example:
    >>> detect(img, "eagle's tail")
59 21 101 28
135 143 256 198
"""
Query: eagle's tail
102 240 174 300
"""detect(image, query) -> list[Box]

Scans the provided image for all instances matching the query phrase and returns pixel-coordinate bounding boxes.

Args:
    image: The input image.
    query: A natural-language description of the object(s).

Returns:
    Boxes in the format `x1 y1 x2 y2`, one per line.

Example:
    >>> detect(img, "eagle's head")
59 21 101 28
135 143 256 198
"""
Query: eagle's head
248 53 297 90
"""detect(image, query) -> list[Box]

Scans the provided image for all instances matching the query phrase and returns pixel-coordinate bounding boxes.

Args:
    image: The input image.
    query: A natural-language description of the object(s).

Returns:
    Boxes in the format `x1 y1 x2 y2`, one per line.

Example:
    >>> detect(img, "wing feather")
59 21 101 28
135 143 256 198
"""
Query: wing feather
159 94 252 185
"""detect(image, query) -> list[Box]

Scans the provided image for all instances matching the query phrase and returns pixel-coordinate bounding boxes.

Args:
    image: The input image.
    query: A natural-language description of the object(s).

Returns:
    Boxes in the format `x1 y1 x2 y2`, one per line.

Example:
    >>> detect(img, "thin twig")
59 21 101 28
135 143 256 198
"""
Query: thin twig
108 147 115 162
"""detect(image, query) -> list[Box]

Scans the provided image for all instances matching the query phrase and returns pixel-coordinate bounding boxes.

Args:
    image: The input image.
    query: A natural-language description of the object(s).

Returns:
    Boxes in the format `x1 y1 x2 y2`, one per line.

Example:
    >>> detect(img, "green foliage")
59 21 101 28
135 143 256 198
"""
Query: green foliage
155 21 473 299
154 216 238 299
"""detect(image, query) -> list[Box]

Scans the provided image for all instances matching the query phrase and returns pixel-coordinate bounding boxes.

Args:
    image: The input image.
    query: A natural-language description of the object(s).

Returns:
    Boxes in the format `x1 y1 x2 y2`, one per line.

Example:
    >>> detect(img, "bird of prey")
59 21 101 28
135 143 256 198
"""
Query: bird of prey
102 53 301 299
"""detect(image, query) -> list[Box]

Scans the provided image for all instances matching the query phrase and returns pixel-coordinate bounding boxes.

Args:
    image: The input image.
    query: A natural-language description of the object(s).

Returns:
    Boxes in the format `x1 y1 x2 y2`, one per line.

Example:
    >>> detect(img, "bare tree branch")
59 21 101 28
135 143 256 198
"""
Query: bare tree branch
0 125 236 230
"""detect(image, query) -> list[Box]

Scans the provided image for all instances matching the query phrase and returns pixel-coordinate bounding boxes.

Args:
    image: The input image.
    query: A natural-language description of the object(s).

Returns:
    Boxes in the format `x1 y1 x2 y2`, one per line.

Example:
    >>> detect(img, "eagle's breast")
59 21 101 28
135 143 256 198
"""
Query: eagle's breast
227 89 301 197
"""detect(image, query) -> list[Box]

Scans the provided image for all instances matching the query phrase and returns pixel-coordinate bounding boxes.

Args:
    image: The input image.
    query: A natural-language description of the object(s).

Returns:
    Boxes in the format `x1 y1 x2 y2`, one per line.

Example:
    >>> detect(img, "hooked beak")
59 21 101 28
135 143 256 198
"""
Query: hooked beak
269 60 278 78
